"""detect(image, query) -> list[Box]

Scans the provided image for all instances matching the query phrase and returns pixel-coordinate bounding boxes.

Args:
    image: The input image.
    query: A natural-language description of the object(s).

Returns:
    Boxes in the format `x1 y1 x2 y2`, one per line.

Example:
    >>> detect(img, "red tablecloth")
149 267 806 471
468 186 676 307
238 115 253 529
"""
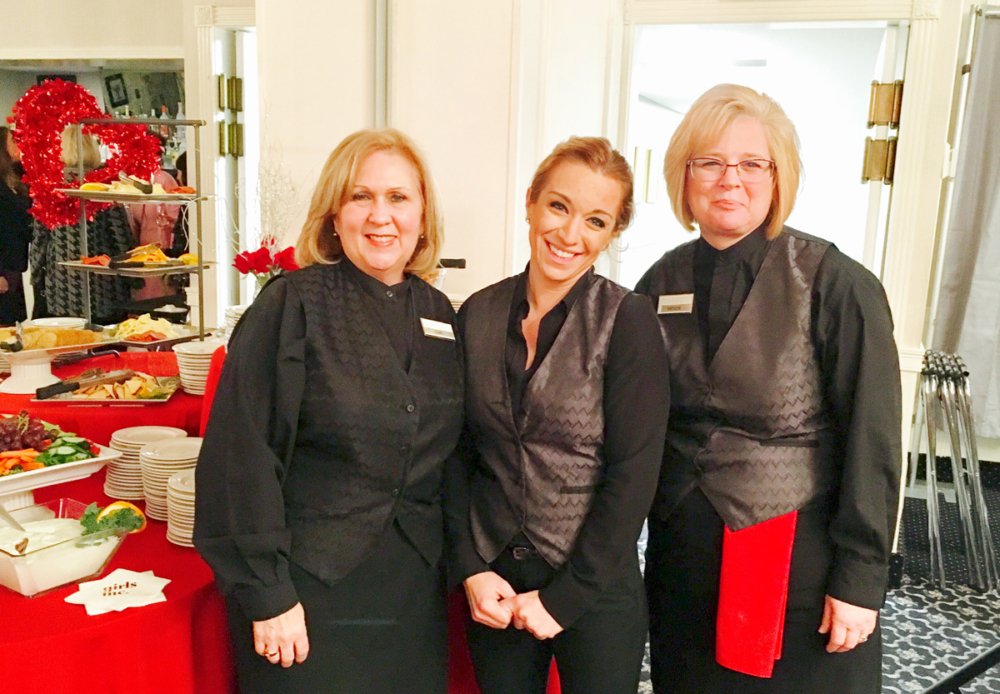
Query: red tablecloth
0 351 203 446
0 472 235 694
0 350 559 693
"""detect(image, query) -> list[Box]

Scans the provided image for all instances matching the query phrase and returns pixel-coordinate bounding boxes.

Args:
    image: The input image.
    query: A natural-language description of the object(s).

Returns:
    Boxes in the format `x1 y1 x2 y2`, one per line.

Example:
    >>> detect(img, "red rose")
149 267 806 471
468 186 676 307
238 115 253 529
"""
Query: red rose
274 247 299 272
233 251 253 274
248 247 274 274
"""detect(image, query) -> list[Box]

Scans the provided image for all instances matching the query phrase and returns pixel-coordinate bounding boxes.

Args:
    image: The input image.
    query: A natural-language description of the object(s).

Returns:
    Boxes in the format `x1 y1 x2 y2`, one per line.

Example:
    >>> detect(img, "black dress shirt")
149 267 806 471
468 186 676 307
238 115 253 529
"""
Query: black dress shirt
636 228 902 609
452 268 670 628
195 258 456 620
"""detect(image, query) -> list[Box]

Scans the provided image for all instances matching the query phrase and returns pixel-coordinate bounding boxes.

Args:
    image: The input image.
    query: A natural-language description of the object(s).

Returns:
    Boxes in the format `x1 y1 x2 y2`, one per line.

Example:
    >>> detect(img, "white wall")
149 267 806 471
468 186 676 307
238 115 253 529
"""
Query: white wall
256 0 376 248
388 0 623 297
389 1 517 297
4 3 182 58
0 72 39 122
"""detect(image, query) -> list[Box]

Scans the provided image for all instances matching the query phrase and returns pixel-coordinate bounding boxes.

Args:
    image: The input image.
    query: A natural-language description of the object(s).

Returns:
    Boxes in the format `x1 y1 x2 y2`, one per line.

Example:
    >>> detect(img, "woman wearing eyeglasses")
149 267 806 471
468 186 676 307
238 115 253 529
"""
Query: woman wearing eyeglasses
635 84 901 694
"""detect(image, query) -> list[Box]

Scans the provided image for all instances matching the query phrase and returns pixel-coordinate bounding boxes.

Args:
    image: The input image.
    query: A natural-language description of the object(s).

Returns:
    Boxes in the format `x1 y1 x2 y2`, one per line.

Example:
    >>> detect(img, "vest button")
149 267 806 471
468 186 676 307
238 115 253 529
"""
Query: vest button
391 488 400 498
386 290 394 298
400 445 409 454
406 404 415 413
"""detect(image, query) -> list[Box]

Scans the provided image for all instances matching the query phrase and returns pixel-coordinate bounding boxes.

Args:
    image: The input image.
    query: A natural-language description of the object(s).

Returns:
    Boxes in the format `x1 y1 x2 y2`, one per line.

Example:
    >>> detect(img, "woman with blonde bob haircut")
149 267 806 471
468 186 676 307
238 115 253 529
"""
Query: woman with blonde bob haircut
296 128 444 277
637 84 901 694
662 83 800 240
196 128 464 694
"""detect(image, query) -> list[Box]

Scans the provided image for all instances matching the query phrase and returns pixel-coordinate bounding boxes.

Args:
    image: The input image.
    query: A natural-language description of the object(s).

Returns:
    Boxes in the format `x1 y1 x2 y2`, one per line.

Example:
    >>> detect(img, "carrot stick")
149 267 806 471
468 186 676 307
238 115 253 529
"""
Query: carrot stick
0 449 39 458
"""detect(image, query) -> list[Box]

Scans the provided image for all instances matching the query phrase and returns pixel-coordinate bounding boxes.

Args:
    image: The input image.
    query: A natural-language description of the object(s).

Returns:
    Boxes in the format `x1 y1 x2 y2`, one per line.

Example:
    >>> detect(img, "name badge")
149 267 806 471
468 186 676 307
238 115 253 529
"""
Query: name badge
657 294 694 315
421 318 456 341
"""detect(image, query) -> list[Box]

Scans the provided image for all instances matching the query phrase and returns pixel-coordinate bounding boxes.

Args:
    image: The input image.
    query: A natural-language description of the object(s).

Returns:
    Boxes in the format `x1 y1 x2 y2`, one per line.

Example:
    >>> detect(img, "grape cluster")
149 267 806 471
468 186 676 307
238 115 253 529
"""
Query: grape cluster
0 410 50 452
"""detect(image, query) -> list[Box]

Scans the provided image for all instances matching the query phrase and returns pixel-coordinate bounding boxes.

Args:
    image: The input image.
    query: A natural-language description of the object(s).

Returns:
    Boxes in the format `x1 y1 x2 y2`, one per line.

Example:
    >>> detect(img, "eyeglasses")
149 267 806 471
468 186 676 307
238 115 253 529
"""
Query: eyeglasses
688 158 775 183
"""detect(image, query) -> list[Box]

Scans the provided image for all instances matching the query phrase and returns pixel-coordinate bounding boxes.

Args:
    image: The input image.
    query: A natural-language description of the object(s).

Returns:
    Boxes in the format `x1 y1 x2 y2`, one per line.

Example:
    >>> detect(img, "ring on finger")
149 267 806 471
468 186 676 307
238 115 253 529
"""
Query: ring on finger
859 635 868 643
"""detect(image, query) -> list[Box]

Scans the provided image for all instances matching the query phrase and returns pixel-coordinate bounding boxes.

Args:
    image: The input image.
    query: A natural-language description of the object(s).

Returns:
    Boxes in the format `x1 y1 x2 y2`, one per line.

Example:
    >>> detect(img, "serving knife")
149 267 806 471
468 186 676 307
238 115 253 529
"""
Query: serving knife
35 369 136 400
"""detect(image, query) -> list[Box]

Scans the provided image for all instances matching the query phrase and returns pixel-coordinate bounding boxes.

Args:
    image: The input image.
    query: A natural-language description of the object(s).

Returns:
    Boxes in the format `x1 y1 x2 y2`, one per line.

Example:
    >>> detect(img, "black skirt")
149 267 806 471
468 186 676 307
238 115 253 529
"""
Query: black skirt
226 521 447 694
645 488 881 694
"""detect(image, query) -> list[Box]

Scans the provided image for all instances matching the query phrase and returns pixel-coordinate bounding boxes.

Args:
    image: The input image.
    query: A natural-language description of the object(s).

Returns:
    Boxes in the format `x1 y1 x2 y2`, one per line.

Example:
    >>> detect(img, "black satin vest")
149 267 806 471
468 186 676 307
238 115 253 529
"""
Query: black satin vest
281 262 464 584
644 230 835 530
463 272 628 568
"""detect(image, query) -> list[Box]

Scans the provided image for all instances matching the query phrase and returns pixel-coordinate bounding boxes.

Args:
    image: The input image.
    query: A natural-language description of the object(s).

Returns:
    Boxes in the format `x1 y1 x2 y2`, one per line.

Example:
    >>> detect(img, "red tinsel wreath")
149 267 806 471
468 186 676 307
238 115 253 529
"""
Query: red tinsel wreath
12 79 162 229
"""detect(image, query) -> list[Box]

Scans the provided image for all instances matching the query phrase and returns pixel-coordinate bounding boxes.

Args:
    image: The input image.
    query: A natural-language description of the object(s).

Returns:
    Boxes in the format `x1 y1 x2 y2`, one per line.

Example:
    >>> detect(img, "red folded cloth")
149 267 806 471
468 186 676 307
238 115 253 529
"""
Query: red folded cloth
198 345 227 437
716 510 798 678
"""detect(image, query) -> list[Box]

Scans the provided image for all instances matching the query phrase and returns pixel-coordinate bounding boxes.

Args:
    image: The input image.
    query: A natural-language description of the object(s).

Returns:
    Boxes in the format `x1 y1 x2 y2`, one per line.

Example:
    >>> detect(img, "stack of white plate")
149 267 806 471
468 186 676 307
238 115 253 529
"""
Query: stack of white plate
0 352 8 374
224 305 249 339
139 437 202 521
106 425 188 500
166 468 196 547
173 339 225 395
446 294 466 313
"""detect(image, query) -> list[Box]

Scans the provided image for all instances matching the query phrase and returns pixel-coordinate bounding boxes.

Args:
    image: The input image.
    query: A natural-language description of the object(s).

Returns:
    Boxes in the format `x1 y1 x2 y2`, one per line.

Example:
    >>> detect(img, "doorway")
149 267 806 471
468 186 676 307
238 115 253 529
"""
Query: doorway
616 21 908 288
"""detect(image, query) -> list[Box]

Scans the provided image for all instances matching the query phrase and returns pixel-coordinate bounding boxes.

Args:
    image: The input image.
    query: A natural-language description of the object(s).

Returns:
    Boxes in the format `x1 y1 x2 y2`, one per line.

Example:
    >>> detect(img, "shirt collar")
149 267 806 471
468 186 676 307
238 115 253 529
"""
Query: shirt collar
340 255 412 302
696 221 770 268
513 264 593 316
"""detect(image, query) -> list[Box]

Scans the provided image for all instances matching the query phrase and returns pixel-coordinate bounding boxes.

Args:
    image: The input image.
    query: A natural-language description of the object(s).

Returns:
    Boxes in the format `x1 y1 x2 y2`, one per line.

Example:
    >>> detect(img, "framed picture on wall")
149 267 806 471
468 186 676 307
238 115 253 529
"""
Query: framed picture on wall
105 74 129 108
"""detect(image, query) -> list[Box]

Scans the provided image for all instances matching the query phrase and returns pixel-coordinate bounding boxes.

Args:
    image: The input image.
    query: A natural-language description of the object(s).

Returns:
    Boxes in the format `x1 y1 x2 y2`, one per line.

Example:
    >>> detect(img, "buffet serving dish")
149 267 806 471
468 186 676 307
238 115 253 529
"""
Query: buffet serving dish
0 498 126 597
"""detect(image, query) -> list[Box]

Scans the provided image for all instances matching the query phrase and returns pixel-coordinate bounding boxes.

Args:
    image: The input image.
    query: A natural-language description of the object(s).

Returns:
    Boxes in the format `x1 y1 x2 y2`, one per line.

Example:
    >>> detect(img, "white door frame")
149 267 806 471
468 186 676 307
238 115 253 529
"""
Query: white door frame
192 5 255 330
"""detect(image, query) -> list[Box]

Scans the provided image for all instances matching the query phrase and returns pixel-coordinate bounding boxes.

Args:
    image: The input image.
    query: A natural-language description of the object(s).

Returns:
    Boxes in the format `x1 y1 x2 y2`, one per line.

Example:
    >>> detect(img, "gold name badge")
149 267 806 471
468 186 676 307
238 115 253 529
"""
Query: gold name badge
657 294 694 315
420 318 456 341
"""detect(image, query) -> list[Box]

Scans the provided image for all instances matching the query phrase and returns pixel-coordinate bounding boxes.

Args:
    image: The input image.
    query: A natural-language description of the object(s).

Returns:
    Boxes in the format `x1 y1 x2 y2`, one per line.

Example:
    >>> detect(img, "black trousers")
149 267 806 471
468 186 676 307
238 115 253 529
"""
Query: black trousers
467 543 648 694
645 488 882 694
227 521 447 694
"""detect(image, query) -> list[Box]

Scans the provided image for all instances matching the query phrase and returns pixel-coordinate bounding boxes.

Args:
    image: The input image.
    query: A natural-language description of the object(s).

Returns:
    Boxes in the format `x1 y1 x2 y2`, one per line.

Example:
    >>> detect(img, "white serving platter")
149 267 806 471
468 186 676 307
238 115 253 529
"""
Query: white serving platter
0 444 122 508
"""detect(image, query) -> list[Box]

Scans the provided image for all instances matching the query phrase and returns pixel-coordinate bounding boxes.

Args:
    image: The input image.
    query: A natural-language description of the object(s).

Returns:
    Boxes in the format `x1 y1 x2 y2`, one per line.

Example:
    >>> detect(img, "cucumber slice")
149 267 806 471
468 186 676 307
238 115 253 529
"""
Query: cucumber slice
60 437 85 443
53 446 77 455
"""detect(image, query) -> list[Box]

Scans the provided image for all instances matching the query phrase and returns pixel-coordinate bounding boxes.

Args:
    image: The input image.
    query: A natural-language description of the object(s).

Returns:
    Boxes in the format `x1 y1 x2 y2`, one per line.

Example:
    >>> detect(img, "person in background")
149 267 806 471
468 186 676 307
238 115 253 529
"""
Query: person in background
128 132 181 301
194 128 463 694
636 83 901 694
0 127 32 325
29 126 136 323
446 136 669 694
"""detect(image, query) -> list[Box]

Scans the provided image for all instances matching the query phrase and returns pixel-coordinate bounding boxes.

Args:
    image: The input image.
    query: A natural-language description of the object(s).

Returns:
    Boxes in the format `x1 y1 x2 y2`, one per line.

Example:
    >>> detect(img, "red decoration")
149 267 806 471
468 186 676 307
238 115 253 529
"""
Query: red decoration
12 79 162 229
233 236 299 280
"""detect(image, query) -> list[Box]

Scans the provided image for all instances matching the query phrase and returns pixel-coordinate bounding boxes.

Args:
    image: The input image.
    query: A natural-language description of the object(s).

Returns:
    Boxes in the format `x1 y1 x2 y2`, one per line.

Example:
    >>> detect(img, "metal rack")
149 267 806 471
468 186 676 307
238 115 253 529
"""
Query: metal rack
909 350 999 591
58 118 208 338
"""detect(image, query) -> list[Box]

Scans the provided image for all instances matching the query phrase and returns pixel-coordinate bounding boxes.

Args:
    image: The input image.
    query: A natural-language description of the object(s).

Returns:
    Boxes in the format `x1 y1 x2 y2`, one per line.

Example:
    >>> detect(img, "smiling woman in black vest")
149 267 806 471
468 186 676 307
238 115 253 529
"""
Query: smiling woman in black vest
446 137 669 694
636 84 902 694
194 129 464 694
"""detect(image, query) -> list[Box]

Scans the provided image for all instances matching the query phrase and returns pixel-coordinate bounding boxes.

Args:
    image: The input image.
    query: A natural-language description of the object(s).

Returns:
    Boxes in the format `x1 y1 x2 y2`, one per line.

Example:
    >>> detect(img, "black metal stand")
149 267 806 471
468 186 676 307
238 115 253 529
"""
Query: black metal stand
921 641 1000 693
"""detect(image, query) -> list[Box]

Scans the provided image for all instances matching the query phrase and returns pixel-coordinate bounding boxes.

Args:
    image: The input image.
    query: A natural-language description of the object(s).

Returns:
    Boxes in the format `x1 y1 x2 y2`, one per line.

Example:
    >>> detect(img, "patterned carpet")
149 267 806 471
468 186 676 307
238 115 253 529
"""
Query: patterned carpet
634 488 1000 694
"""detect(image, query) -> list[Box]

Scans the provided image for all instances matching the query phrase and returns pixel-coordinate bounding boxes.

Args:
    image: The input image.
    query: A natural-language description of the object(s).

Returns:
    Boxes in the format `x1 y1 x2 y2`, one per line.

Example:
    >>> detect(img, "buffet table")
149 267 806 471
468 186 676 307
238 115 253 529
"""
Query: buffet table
0 471 234 694
0 351 203 447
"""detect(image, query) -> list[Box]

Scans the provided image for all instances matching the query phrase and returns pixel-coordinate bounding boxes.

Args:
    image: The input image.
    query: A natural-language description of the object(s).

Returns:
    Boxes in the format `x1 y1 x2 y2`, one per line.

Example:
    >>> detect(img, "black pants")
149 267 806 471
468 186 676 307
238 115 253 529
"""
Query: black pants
645 488 881 694
227 522 447 694
467 543 648 694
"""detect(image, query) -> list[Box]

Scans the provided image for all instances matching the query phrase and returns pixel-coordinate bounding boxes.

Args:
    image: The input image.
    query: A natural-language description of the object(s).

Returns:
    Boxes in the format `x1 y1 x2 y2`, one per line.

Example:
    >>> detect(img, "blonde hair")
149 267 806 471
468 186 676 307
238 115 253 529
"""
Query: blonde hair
529 136 634 234
663 84 801 240
60 126 102 172
296 129 443 278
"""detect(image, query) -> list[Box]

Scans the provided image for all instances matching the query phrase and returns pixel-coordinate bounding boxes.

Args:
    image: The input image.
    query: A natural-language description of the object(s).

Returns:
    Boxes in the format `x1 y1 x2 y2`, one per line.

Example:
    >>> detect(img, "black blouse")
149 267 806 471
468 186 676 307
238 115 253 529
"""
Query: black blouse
452 268 670 628
636 228 902 609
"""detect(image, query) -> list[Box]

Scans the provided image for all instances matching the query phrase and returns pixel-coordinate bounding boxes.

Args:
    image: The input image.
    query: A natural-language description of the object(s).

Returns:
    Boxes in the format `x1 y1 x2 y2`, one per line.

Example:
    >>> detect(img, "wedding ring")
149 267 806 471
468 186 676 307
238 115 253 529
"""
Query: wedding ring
859 635 868 643
263 650 277 657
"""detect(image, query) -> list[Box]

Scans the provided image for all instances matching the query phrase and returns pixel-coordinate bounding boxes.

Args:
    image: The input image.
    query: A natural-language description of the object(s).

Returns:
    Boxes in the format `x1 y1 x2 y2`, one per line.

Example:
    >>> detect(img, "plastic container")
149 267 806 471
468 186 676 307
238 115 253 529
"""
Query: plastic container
0 498 126 597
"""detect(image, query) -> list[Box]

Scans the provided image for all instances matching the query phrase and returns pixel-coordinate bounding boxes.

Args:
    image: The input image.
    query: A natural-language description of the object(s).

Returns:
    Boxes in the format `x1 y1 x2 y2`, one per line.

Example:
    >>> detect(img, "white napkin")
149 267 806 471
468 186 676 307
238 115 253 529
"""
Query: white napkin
65 568 171 616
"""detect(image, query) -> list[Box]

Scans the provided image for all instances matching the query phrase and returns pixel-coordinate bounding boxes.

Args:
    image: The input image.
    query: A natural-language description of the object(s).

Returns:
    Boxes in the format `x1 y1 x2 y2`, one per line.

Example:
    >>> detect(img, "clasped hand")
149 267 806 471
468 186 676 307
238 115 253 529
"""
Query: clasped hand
464 571 563 639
